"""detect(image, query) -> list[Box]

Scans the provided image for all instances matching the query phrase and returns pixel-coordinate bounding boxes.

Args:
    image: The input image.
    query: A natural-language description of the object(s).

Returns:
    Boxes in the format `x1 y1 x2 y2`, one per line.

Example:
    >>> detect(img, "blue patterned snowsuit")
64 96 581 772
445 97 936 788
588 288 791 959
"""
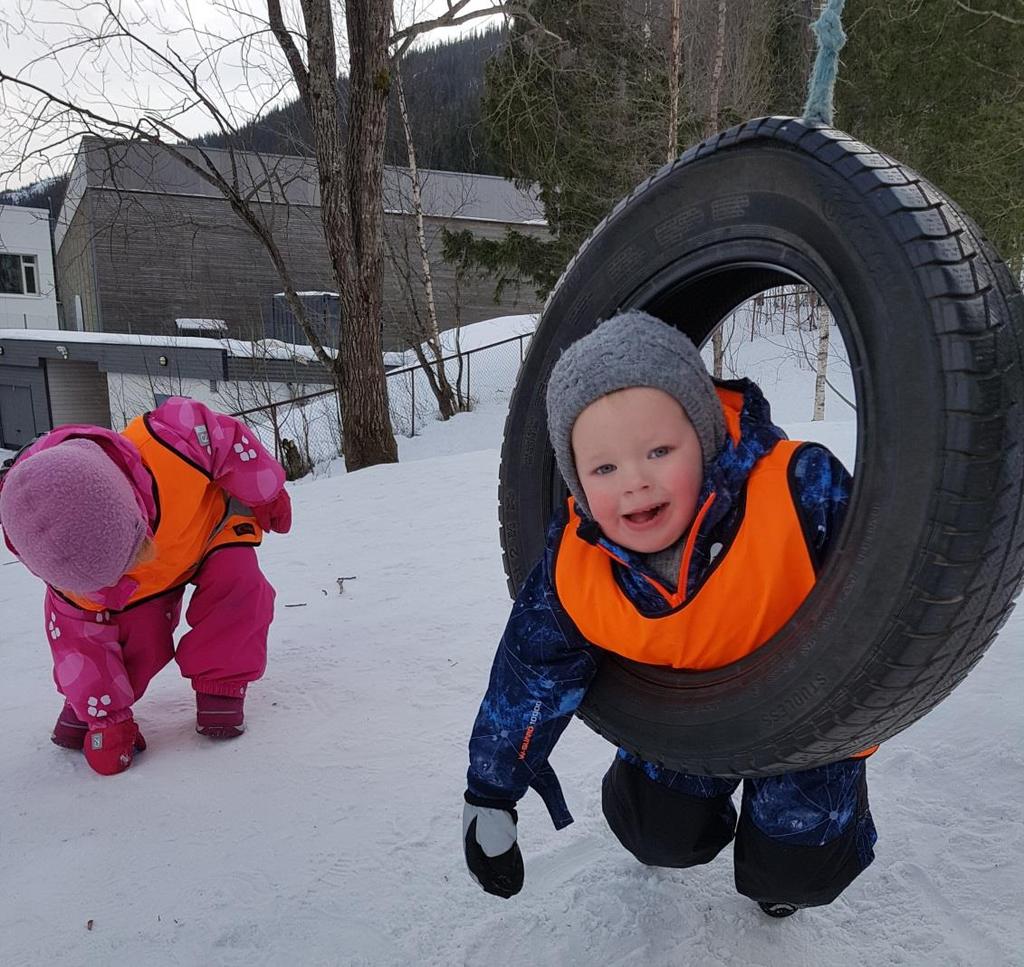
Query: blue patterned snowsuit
466 378 877 906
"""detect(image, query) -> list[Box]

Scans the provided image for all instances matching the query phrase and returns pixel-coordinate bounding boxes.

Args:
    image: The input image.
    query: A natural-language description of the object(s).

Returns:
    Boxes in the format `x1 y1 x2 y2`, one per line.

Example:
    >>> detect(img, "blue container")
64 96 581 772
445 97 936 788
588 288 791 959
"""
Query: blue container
269 291 341 348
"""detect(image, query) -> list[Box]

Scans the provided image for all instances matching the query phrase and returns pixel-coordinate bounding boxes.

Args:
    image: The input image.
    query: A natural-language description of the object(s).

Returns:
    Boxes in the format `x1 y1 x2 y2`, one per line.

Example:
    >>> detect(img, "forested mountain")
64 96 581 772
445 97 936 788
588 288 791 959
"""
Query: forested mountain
0 175 67 217
1 28 505 215
193 28 504 173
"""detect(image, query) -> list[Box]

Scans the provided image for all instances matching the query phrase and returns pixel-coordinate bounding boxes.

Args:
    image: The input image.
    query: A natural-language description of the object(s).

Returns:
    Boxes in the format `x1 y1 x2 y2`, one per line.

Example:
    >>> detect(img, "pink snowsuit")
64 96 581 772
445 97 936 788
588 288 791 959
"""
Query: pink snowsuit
5 398 284 727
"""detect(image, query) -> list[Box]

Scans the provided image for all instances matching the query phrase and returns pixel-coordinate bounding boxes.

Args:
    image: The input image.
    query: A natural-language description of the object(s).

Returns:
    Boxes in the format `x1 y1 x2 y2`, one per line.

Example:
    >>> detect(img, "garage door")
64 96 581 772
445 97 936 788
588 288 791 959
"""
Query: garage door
0 383 36 449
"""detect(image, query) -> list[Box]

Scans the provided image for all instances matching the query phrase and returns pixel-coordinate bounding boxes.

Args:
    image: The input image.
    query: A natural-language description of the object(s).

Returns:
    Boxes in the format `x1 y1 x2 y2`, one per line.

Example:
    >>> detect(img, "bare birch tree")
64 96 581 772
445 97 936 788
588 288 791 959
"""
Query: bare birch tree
706 0 728 378
812 291 830 420
667 0 683 162
389 53 460 420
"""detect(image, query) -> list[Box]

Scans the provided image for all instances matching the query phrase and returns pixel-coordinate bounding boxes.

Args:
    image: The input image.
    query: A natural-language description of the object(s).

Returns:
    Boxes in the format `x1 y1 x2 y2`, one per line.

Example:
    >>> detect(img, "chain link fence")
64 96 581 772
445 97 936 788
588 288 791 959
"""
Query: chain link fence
231 331 533 478
387 332 532 437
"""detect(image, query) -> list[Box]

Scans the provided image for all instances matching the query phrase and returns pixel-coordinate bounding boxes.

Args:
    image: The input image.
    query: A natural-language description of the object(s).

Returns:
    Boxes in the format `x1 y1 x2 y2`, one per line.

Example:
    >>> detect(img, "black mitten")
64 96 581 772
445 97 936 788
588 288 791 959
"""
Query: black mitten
463 802 525 899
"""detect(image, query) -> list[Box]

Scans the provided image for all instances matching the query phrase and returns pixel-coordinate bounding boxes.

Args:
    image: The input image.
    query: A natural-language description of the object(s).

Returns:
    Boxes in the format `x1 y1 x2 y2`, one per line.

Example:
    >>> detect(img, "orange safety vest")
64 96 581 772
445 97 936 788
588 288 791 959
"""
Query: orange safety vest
554 387 877 758
63 413 262 613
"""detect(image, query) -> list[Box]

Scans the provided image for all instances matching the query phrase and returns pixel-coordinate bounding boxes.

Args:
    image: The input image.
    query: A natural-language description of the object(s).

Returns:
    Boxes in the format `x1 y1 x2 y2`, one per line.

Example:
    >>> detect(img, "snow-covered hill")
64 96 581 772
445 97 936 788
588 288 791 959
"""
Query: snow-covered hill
0 315 1019 966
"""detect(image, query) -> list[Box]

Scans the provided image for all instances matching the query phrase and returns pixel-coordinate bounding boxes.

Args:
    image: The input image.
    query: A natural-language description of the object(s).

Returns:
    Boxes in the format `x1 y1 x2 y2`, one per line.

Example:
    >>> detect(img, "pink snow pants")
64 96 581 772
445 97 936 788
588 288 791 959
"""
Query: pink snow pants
45 546 275 724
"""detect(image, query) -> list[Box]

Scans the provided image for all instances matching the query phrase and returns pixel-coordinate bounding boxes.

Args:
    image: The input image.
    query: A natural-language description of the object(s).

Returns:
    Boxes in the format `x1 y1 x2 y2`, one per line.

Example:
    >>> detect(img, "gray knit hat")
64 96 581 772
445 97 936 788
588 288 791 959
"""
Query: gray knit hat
545 310 726 518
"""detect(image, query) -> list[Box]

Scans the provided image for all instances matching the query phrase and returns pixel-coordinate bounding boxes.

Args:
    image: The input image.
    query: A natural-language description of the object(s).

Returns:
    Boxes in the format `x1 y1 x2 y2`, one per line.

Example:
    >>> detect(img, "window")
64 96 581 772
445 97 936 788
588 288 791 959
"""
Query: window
23 257 36 294
0 254 39 295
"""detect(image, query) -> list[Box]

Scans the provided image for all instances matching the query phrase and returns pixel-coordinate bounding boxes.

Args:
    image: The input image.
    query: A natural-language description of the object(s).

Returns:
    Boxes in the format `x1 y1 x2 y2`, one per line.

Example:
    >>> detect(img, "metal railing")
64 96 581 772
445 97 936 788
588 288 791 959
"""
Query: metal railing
229 285 835 478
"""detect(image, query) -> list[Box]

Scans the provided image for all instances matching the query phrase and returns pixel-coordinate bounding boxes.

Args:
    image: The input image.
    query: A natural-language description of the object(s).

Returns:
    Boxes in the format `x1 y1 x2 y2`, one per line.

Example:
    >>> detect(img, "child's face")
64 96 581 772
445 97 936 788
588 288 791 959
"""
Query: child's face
571 387 704 553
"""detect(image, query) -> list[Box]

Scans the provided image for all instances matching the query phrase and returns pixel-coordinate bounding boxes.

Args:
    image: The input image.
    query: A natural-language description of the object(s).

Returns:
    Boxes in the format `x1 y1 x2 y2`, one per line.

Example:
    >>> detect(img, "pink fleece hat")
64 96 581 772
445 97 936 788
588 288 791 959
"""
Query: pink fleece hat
0 439 148 593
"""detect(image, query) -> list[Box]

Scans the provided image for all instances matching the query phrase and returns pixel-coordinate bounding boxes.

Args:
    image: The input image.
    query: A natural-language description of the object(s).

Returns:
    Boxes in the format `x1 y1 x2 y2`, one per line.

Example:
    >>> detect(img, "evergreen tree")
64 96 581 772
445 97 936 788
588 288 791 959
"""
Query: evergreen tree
448 0 805 298
836 0 1024 269
444 1 670 297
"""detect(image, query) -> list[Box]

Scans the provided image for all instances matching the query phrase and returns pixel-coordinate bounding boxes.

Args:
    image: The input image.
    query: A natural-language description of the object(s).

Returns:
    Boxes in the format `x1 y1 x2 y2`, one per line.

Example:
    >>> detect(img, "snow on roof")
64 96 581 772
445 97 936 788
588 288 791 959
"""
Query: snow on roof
1 327 223 349
0 313 539 368
0 327 326 362
175 318 228 331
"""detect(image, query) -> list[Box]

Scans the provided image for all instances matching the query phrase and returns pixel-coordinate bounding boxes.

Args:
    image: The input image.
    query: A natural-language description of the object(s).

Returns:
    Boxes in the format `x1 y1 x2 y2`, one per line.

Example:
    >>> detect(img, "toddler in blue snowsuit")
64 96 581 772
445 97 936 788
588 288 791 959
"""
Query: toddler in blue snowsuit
462 310 877 917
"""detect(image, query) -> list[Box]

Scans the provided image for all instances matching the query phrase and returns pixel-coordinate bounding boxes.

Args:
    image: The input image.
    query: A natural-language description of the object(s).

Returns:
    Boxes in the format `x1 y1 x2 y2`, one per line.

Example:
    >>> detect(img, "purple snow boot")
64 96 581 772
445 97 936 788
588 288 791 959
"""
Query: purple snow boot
196 693 245 739
51 700 89 750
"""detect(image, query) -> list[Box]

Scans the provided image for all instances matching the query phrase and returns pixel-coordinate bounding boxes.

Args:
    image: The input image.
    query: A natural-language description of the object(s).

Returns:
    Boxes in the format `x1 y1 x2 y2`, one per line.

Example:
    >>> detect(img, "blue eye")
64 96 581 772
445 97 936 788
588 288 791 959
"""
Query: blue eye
594 464 615 476
649 446 671 459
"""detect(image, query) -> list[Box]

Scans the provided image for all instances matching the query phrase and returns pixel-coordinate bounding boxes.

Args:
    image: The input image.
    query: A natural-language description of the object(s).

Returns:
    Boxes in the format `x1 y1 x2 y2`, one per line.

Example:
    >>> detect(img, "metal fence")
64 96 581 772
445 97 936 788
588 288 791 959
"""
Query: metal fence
388 332 532 437
231 331 533 476
230 285 832 478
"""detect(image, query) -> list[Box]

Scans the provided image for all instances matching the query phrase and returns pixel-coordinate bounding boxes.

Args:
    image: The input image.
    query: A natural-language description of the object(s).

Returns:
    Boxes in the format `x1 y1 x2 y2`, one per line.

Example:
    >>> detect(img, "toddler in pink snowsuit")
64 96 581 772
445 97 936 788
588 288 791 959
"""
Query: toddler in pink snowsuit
0 396 291 776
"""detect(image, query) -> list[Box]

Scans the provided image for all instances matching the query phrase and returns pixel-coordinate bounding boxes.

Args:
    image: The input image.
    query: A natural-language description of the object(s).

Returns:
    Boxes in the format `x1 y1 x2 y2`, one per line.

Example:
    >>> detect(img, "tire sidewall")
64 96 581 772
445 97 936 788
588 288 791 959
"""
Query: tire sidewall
500 138 970 771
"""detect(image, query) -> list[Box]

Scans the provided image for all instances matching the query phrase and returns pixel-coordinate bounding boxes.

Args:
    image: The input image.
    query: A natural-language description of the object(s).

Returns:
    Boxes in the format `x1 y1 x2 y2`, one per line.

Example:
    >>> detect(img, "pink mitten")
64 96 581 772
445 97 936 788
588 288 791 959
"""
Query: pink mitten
252 490 292 534
84 718 146 776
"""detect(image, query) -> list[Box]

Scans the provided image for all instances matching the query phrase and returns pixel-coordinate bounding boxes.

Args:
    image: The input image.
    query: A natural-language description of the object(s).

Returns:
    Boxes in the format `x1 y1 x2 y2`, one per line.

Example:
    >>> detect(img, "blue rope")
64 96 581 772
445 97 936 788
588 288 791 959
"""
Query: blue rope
802 0 848 125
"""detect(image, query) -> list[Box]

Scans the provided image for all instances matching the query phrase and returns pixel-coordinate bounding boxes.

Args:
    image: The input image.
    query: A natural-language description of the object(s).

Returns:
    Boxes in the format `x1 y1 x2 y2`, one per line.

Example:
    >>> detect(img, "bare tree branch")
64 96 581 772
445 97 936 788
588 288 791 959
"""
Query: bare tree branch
390 1 556 62
266 0 311 103
954 1 1024 25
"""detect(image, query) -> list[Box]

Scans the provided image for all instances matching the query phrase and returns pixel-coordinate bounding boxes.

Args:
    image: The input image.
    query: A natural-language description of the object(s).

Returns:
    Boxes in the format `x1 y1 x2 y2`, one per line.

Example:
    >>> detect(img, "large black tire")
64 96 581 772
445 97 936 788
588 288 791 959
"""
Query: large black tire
498 117 1024 777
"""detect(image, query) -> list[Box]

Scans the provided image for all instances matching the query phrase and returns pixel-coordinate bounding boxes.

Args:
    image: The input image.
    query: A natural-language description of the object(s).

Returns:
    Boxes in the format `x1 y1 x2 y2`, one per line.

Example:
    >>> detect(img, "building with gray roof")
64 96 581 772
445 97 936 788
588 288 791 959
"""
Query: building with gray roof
55 137 547 349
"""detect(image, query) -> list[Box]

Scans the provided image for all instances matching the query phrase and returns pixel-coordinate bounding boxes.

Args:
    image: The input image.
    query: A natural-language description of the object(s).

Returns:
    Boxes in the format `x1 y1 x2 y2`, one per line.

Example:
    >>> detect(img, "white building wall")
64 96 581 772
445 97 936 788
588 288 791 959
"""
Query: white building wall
0 206 60 330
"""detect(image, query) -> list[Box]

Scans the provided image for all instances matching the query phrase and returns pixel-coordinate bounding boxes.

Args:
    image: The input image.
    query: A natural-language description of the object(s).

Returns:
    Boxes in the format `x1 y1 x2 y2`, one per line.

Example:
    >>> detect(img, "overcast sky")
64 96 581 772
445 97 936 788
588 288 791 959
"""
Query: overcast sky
0 0 504 190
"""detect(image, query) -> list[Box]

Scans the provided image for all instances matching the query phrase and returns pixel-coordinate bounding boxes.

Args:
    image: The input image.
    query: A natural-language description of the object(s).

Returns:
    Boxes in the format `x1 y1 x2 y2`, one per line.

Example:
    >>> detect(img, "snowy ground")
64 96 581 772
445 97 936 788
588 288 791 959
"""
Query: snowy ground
0 314 1021 966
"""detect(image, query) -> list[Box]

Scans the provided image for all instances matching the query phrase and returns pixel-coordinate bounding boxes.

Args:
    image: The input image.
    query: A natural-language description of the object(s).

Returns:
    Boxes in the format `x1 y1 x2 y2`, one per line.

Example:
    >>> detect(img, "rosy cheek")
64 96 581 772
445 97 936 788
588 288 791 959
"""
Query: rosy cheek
584 485 618 529
670 466 702 516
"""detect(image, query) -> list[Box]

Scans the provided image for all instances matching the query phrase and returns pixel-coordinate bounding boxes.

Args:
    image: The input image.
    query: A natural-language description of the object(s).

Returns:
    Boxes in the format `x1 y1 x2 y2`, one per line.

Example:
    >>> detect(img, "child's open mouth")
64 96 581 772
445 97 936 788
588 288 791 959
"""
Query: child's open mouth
623 503 667 526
